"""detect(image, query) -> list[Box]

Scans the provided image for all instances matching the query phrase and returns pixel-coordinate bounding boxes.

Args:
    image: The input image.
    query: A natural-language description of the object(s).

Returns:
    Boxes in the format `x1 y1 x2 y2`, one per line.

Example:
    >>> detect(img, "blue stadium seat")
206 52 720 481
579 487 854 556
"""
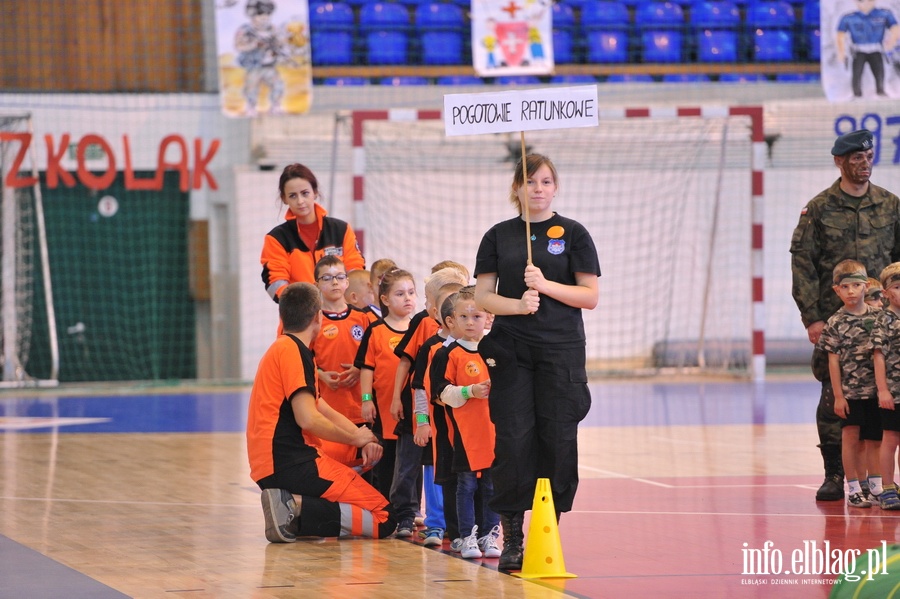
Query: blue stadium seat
553 29 575 63
550 74 597 83
719 73 767 82
552 2 576 30
581 1 630 63
436 75 486 85
380 76 429 85
309 3 356 66
662 73 712 82
803 0 820 61
775 72 820 81
359 3 411 65
746 1 796 61
606 73 655 82
322 77 369 86
635 2 684 62
494 75 542 85
692 0 740 62
415 3 466 65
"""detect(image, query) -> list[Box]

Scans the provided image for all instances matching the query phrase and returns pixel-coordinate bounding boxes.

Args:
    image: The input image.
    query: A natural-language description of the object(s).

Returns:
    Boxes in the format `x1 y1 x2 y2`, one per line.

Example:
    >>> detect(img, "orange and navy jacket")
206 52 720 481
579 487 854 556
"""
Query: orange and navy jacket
310 306 370 424
246 333 320 482
260 203 365 302
354 319 410 440
430 341 495 473
413 333 454 473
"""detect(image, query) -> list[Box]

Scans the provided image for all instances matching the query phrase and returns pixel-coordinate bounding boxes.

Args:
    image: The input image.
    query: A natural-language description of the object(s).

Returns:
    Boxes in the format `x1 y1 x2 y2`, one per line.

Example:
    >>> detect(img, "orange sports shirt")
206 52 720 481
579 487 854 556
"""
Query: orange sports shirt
355 320 409 441
310 306 370 424
246 333 320 482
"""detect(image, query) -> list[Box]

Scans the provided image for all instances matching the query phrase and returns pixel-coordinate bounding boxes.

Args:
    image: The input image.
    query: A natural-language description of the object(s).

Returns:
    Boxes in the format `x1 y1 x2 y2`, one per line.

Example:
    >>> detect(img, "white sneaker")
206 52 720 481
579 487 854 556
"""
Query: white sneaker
478 524 502 558
460 525 482 559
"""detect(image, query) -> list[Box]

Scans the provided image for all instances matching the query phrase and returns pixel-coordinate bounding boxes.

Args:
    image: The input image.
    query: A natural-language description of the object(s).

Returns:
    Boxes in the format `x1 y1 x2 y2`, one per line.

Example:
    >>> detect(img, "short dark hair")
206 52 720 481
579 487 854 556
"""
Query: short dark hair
279 282 321 332
314 255 345 280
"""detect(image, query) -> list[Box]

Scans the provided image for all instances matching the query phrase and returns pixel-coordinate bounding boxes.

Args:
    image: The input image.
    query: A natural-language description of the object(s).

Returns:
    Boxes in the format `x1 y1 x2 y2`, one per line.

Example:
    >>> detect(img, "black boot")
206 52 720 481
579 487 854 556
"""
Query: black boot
499 512 524 571
816 445 844 501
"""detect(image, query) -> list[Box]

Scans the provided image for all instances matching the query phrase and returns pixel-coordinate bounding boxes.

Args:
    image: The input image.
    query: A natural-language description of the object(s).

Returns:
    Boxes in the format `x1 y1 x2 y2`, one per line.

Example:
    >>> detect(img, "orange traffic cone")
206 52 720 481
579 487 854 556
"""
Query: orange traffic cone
513 478 576 579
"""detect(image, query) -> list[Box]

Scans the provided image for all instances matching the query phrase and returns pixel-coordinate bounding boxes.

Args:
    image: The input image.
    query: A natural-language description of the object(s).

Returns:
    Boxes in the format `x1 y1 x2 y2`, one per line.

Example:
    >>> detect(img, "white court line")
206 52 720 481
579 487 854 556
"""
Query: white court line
579 464 825 490
0 496 257 508
571 509 881 518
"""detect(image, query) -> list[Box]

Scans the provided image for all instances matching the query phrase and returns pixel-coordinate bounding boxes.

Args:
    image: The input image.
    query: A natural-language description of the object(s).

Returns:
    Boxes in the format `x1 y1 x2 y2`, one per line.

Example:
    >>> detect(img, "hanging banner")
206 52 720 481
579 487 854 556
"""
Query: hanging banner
215 0 313 117
821 0 900 101
444 85 598 137
471 0 554 78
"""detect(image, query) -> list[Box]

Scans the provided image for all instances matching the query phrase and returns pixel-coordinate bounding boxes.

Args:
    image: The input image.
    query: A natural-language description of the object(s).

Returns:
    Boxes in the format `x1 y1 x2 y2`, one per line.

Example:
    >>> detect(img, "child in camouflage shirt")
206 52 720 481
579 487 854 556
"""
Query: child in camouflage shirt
874 262 900 509
818 259 883 508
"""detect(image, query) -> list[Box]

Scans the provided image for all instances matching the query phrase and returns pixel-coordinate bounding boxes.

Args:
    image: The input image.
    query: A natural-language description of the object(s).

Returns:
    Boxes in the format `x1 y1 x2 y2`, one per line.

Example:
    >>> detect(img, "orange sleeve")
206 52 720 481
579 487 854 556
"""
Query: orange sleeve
260 233 292 300
341 226 366 272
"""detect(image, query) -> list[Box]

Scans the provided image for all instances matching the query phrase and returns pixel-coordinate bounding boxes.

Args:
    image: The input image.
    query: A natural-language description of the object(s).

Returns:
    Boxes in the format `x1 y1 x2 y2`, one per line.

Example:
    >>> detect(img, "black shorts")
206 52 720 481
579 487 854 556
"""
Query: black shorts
881 404 900 433
841 397 883 441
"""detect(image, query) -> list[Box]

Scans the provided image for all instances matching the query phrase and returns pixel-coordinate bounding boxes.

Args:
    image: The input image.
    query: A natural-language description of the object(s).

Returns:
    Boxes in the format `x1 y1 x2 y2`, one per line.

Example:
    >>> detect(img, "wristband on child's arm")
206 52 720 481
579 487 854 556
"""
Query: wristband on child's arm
460 385 470 400
416 413 430 425
362 393 373 402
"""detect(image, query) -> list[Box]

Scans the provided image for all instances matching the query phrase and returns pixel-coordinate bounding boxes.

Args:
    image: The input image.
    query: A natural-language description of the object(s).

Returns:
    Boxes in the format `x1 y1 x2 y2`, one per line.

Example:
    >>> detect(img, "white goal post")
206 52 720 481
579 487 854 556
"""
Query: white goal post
350 106 766 380
0 112 59 387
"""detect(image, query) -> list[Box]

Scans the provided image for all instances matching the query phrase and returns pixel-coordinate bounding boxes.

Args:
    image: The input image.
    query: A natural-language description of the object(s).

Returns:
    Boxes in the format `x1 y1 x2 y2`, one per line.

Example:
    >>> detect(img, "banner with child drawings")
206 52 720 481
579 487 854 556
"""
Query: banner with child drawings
471 0 554 78
215 0 312 117
820 0 900 101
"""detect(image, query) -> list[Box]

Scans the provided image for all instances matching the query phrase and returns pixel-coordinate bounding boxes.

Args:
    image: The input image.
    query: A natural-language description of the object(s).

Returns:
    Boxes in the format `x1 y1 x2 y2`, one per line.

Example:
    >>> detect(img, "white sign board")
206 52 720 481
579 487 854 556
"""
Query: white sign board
443 85 599 137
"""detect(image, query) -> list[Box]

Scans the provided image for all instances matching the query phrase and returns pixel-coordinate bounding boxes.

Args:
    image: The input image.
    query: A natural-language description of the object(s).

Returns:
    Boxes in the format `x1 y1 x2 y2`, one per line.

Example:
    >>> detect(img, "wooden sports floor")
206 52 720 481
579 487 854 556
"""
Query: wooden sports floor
1 374 895 598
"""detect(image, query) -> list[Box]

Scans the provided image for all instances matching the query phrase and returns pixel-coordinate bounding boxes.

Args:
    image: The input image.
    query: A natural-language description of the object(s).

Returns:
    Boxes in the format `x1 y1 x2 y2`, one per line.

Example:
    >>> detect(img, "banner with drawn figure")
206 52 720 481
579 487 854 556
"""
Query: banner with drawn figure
471 0 554 78
821 0 900 101
215 0 312 117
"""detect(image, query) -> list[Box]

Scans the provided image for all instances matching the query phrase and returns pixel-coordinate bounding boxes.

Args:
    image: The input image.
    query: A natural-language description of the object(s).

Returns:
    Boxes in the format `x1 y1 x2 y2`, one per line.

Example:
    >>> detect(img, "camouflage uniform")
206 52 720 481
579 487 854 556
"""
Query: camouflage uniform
790 177 900 499
872 309 900 402
818 306 878 402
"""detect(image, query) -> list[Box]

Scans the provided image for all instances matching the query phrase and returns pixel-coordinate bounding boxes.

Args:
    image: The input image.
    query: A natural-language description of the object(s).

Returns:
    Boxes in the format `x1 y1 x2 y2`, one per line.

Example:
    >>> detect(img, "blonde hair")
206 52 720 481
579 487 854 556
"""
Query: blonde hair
425 267 469 302
508 153 559 215
832 259 867 284
370 258 397 287
430 260 470 281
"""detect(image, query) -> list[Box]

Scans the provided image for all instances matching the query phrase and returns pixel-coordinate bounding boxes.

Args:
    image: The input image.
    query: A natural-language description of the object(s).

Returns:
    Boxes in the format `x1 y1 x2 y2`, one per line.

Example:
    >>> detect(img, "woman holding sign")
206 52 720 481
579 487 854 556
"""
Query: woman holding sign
474 154 600 571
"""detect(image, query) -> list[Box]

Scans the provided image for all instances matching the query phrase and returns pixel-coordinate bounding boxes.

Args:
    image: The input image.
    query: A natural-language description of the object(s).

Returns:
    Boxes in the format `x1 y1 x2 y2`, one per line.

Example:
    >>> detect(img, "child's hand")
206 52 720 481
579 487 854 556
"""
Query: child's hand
319 370 341 391
519 289 540 315
390 397 404 422
880 389 896 411
834 397 850 419
361 399 376 424
414 423 432 446
472 380 491 399
338 364 360 388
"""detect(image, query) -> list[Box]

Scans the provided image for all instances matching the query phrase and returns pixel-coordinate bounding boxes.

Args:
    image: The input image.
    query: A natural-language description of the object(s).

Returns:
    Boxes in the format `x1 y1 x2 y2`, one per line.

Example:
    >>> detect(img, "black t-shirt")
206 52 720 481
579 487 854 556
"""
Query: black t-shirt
474 213 601 347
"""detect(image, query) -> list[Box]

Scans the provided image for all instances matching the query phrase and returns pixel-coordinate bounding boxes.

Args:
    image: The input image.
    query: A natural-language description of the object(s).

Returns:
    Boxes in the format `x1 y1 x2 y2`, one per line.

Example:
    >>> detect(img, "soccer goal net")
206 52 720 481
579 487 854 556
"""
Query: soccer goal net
0 113 58 387
355 108 760 377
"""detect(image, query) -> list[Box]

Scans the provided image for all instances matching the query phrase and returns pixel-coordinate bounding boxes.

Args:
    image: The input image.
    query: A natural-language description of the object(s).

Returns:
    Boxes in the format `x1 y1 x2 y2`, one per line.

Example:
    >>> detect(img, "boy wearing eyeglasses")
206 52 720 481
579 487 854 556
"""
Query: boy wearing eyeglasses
308 255 372 466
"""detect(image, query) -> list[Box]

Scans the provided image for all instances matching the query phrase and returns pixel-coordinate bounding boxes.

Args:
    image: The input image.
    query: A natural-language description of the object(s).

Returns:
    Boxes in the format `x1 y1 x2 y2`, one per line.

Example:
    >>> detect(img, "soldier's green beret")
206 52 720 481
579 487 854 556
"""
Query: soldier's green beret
831 129 874 156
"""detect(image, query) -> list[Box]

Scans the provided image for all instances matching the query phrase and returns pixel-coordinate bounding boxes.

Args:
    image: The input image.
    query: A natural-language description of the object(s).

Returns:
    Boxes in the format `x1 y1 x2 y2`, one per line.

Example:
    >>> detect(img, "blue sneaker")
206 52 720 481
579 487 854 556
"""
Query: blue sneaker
423 527 444 547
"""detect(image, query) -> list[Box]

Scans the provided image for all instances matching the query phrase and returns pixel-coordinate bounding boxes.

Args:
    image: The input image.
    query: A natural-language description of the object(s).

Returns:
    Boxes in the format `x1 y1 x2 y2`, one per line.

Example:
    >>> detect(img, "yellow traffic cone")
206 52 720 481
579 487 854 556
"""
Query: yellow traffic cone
513 478 576 579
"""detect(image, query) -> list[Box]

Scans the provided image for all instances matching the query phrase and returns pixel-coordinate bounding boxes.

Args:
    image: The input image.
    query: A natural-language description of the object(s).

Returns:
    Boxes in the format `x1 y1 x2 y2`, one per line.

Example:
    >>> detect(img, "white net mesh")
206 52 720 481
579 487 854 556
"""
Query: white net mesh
360 113 754 375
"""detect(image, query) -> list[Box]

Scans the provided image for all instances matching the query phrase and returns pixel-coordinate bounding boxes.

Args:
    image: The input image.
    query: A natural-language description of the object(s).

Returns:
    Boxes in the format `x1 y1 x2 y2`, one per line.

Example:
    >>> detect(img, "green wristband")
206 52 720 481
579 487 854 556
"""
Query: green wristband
460 385 470 400
362 393 373 402
416 413 430 425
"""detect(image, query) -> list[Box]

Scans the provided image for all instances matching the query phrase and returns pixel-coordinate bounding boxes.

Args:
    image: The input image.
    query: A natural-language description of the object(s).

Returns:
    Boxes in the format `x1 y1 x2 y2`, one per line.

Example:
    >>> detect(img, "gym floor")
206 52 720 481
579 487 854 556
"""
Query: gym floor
0 375 888 598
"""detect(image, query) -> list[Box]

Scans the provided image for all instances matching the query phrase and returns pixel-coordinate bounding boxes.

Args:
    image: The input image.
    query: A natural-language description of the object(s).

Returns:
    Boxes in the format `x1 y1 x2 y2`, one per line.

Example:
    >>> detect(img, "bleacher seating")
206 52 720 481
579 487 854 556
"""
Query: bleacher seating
606 73 655 82
305 0 823 84
747 0 796 62
581 1 630 63
309 2 355 66
636 2 685 63
359 2 410 65
692 1 740 62
415 3 466 65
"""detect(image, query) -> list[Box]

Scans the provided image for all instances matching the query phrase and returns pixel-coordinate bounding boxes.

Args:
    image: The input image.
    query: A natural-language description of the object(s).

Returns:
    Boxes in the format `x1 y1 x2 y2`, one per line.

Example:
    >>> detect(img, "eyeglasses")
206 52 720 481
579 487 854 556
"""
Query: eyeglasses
317 274 348 282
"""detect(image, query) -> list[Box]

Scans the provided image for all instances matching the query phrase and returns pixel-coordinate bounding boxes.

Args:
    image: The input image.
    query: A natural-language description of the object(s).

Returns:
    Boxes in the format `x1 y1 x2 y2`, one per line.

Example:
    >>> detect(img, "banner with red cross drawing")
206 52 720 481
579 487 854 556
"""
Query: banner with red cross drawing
471 0 554 78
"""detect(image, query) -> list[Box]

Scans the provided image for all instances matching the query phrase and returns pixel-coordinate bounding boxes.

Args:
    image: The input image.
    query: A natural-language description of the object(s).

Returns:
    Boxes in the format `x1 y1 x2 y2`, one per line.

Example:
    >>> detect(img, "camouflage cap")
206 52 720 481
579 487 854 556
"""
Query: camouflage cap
831 129 874 156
